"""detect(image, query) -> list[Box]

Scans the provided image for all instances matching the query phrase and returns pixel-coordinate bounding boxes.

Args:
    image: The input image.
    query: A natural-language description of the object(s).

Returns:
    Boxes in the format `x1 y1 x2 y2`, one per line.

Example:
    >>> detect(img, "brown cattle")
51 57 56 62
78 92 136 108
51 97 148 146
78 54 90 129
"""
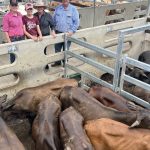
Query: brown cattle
99 72 150 104
60 86 150 129
2 110 35 150
0 117 25 150
88 85 141 112
85 118 150 150
32 95 62 150
100 73 113 84
125 86 150 103
138 51 150 65
60 107 94 150
11 78 78 112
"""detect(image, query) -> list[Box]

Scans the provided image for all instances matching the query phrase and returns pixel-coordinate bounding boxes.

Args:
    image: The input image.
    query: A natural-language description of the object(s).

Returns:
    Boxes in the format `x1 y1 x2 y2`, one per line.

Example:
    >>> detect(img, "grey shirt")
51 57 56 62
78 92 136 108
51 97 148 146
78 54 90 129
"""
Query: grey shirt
34 11 55 36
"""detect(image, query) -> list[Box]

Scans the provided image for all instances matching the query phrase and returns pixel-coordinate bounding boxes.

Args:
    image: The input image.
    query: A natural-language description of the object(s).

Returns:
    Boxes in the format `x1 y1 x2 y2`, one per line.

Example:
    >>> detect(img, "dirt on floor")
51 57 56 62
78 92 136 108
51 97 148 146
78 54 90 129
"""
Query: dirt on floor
2 110 35 150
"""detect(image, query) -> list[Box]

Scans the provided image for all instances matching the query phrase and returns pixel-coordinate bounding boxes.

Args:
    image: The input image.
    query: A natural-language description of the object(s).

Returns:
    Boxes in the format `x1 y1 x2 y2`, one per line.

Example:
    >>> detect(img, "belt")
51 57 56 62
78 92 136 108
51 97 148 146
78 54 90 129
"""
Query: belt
55 30 63 34
10 35 25 42
10 35 24 39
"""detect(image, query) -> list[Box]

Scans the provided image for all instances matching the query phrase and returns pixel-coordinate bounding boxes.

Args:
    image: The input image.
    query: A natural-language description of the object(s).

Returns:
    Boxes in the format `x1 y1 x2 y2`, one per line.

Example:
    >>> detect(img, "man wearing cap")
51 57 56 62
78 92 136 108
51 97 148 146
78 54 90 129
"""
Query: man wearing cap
2 0 25 63
53 0 79 66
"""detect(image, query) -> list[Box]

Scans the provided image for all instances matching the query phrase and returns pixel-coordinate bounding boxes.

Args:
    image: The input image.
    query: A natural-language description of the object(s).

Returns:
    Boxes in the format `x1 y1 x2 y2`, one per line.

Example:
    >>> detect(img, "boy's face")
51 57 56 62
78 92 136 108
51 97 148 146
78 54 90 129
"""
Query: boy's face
26 8 33 15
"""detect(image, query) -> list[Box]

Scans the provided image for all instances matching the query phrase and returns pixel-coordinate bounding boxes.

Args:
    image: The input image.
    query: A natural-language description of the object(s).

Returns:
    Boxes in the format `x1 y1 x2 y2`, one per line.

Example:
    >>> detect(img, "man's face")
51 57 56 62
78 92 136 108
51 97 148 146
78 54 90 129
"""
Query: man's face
37 6 45 13
62 0 69 7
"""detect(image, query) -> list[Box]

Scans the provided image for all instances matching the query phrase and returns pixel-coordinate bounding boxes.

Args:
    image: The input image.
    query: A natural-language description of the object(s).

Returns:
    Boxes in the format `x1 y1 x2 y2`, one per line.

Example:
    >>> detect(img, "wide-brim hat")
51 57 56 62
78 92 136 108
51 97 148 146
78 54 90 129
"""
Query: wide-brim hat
33 1 47 9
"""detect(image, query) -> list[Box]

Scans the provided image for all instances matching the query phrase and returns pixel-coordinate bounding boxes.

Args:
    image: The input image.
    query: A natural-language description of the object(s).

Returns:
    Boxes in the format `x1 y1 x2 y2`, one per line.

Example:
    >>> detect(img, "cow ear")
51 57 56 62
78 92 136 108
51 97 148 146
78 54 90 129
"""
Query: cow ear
140 71 148 79
126 66 133 74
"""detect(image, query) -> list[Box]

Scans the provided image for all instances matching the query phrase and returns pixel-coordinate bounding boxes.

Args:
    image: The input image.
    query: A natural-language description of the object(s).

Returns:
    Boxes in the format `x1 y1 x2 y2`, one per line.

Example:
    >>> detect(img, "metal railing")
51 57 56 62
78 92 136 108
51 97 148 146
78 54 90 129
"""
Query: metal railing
119 56 150 108
64 35 120 91
116 24 150 108
113 24 150 92
64 24 150 109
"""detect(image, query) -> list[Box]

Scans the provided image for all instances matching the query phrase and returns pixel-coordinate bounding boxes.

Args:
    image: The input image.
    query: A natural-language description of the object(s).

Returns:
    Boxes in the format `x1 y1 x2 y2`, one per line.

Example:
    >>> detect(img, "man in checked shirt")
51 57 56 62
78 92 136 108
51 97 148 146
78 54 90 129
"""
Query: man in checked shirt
52 0 79 66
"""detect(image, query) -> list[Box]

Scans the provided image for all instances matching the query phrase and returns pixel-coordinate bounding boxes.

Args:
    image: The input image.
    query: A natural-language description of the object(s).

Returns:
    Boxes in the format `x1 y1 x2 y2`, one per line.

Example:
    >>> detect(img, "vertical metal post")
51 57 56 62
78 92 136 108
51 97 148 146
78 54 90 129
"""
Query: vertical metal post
147 0 150 16
113 31 124 92
111 0 116 4
64 33 68 78
93 0 96 27
4 0 9 5
119 55 127 94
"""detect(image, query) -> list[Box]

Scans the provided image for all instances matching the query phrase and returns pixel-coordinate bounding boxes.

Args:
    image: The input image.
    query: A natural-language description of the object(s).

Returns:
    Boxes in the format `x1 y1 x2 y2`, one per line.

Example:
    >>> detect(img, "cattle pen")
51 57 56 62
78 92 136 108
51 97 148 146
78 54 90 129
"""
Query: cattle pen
0 1 150 150
0 16 150 107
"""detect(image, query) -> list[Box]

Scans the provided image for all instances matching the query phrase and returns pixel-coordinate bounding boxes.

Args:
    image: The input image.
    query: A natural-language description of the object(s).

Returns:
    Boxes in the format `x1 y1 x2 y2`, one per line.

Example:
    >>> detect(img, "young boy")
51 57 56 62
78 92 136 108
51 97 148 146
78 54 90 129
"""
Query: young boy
22 3 42 41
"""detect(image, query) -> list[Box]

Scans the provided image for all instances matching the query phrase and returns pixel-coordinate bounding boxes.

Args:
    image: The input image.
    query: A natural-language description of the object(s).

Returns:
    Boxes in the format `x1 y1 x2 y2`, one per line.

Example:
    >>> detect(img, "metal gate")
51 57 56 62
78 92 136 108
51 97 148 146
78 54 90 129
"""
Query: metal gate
64 24 150 109
118 25 150 108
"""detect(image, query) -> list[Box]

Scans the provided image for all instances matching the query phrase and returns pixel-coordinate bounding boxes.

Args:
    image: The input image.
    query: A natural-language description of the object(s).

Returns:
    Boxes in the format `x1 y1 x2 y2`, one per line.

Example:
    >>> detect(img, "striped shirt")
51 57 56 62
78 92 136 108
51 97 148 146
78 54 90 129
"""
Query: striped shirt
53 4 79 33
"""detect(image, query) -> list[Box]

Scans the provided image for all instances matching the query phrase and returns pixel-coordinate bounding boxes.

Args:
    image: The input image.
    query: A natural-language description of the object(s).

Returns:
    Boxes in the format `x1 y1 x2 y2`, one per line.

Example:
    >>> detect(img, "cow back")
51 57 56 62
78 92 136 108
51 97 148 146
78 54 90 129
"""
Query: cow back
85 118 150 150
32 95 62 150
0 117 25 150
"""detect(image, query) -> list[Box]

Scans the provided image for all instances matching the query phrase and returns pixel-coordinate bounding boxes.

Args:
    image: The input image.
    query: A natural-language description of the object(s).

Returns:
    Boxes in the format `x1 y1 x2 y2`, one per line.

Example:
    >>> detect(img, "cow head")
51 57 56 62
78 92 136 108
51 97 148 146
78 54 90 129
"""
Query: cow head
128 67 149 84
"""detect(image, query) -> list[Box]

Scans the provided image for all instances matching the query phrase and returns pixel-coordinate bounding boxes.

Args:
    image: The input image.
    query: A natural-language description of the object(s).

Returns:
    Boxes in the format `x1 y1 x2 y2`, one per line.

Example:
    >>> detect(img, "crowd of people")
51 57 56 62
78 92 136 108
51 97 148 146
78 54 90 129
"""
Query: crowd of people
2 0 80 66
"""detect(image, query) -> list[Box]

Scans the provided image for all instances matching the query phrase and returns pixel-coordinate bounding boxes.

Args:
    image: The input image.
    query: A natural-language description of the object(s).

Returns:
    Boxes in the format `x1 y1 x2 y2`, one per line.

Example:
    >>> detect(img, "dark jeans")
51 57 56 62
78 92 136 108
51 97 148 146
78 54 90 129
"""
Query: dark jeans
43 33 50 55
54 30 71 65
9 35 25 63
55 41 71 53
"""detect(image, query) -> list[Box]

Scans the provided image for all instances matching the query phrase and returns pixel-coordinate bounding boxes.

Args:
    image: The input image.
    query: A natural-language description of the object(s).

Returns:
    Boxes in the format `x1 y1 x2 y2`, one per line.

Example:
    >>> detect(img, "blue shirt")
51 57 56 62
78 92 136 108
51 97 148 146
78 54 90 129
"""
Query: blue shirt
53 4 79 33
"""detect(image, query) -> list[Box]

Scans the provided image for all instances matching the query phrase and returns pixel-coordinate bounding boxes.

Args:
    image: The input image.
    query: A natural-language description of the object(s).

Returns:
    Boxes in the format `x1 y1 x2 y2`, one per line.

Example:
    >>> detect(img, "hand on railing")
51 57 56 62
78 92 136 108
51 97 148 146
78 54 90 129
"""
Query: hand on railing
66 32 73 37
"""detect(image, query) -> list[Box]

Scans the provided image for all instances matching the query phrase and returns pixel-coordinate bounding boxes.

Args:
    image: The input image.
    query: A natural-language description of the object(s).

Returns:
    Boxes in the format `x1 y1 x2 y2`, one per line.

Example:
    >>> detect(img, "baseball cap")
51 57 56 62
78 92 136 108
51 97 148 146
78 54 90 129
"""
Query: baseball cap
25 3 33 10
10 0 18 6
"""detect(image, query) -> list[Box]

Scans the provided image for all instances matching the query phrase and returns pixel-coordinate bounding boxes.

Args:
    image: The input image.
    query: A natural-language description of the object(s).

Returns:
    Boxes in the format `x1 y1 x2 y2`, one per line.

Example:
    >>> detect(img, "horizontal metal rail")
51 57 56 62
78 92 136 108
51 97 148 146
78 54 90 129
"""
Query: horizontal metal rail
120 24 150 35
124 75 150 91
67 51 114 75
67 37 116 58
125 57 150 72
66 64 113 90
120 90 150 109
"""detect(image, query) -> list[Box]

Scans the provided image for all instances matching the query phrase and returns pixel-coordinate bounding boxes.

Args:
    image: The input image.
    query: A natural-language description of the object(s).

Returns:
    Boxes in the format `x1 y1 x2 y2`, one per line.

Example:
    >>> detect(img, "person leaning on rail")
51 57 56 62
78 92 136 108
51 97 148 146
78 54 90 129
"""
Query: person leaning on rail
33 1 56 70
33 1 56 38
22 3 43 41
2 0 25 63
52 0 80 67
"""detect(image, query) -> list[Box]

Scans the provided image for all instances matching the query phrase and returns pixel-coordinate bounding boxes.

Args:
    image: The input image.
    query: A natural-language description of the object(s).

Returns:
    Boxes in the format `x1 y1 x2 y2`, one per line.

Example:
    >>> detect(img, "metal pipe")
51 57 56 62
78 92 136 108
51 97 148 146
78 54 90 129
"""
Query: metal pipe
113 31 124 92
67 37 116 58
64 34 68 78
67 50 114 75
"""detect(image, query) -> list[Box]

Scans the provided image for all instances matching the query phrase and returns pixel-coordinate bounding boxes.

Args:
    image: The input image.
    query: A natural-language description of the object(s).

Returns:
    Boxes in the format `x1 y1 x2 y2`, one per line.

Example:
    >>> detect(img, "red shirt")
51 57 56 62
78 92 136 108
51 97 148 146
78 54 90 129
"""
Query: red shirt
22 15 39 37
2 11 24 37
